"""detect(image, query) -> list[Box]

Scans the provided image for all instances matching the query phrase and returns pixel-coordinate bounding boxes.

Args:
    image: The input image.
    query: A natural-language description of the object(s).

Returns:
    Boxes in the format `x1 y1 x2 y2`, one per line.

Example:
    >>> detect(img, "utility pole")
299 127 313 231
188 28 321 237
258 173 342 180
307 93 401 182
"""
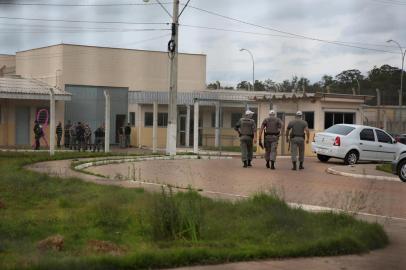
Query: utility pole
166 0 180 156
49 88 55 156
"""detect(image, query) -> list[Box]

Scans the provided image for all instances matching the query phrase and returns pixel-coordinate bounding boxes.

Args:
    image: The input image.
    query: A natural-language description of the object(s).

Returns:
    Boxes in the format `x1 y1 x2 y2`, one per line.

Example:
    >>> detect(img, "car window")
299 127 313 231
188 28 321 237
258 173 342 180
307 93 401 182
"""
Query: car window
376 130 393 144
360 129 375 141
324 125 355 135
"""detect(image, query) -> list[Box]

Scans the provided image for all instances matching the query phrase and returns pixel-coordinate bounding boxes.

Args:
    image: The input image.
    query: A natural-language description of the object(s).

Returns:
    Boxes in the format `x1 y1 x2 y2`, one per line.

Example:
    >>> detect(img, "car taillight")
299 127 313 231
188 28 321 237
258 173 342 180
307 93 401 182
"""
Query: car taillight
333 136 341 146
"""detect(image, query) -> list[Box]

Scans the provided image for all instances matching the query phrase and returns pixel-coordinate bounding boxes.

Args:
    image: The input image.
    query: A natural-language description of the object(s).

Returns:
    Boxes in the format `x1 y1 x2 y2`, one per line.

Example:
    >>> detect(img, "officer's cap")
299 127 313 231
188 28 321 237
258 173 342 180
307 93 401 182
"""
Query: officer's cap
296 111 303 116
269 110 275 115
245 110 254 115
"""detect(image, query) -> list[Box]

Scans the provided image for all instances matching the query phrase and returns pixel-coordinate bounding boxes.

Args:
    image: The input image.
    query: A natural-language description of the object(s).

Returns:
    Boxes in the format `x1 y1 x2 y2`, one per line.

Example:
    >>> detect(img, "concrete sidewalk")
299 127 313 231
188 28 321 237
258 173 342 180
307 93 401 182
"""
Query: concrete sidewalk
327 163 400 182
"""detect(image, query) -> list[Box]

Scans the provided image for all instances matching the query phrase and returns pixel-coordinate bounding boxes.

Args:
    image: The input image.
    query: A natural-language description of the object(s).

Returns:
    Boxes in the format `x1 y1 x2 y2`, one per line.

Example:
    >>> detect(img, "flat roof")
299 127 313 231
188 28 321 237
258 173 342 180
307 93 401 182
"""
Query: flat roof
16 43 206 57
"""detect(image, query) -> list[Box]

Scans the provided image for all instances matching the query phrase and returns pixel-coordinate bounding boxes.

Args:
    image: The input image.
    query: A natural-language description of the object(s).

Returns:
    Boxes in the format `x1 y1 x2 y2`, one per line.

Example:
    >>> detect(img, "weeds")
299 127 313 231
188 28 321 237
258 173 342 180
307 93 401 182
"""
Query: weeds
150 187 203 242
0 152 389 270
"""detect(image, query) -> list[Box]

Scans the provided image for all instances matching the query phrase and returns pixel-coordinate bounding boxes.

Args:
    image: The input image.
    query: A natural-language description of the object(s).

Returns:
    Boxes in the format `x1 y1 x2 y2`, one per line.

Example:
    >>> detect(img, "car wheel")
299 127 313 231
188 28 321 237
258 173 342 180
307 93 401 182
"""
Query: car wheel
317 154 330 163
398 159 406 182
344 150 359 165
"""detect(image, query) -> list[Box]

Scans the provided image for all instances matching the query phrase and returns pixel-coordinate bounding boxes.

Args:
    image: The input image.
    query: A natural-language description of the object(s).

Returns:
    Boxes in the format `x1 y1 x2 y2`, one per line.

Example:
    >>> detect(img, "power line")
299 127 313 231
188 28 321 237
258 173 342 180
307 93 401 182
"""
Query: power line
366 0 406 5
0 16 168 25
180 24 399 54
0 2 174 7
186 4 400 54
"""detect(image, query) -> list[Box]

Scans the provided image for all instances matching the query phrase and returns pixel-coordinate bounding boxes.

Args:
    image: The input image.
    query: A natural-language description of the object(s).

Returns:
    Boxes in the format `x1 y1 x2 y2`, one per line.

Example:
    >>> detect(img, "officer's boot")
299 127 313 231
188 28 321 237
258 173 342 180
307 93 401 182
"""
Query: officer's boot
247 160 252 167
266 161 270 169
292 161 297 171
243 161 248 168
271 161 275 170
299 162 304 170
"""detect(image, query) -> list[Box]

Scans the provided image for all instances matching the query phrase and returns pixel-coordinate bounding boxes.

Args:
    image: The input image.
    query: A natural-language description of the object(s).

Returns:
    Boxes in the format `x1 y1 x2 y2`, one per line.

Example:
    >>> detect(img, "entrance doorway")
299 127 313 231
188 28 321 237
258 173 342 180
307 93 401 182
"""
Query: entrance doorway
178 114 186 146
15 106 30 145
115 114 126 144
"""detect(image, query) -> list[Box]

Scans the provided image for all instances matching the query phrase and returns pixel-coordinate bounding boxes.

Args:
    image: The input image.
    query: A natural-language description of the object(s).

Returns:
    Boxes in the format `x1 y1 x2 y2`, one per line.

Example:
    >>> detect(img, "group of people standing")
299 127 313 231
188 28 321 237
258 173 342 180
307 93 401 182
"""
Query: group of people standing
235 110 309 170
117 123 132 148
63 121 106 152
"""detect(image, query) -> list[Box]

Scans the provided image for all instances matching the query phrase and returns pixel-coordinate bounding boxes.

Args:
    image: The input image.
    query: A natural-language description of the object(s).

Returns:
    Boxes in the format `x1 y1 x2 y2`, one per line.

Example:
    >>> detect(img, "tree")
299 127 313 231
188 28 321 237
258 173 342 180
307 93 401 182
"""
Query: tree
335 69 364 94
297 77 310 92
237 81 251 90
207 80 221 90
254 80 266 91
264 79 276 91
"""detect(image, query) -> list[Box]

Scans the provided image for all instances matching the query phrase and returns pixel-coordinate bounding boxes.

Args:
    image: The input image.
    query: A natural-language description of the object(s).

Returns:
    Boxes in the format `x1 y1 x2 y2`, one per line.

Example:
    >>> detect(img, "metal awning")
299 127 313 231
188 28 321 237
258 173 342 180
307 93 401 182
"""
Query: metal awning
0 76 71 101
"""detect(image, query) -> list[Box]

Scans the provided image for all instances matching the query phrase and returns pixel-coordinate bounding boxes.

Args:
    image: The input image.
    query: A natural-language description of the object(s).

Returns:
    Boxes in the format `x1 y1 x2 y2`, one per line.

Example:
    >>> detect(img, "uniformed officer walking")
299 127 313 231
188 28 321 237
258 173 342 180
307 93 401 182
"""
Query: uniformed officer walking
259 110 283 169
286 111 309 170
235 110 257 168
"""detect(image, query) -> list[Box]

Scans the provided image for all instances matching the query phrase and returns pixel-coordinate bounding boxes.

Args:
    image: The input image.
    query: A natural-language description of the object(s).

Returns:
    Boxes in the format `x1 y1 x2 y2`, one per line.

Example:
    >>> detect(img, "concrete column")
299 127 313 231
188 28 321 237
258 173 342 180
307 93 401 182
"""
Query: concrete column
136 104 142 148
104 90 110 153
193 101 199 154
214 102 220 147
152 101 158 153
49 88 55 156
186 105 191 147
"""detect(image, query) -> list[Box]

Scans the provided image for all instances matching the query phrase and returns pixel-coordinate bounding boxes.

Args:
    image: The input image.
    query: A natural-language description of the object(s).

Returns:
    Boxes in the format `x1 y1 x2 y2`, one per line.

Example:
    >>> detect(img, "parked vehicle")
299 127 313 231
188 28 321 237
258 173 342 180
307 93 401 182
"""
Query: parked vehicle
312 124 406 165
392 152 406 182
394 134 406 145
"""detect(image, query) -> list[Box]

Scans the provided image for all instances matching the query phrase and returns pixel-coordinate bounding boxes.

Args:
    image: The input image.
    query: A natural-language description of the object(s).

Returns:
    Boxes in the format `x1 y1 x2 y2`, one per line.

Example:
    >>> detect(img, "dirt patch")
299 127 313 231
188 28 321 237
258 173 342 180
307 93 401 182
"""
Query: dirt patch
0 200 5 209
37 235 64 252
86 240 126 256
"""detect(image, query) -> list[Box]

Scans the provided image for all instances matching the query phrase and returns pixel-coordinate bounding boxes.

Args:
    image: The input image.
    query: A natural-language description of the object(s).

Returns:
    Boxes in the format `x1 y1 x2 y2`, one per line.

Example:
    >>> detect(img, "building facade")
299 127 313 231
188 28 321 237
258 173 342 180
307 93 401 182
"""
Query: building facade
0 43 374 155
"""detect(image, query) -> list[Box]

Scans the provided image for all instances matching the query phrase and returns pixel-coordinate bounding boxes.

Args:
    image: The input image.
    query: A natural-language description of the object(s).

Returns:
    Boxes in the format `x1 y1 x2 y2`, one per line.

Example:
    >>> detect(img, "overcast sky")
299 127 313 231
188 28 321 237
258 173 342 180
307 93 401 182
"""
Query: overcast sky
0 0 405 86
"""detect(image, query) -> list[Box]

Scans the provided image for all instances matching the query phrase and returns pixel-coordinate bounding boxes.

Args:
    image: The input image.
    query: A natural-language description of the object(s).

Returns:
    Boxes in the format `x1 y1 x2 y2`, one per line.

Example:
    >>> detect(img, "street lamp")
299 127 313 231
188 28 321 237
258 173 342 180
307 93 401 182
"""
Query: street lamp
240 48 255 91
387 39 406 106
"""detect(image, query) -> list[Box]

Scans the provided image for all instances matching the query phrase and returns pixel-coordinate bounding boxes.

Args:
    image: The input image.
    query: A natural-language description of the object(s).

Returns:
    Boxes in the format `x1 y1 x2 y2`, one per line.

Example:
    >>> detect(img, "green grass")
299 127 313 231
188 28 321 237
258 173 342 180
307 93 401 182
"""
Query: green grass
0 152 388 270
376 164 392 174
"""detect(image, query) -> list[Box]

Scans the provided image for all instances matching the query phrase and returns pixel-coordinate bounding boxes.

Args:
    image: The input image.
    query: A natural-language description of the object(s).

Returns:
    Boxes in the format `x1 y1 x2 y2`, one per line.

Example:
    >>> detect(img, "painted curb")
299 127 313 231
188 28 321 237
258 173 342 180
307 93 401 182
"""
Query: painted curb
327 166 399 182
73 155 233 170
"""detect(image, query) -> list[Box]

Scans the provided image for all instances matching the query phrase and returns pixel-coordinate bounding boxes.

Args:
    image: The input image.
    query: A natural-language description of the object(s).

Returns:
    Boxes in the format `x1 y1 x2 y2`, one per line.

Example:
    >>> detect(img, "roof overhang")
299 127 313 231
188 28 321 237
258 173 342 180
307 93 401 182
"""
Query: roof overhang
0 92 71 101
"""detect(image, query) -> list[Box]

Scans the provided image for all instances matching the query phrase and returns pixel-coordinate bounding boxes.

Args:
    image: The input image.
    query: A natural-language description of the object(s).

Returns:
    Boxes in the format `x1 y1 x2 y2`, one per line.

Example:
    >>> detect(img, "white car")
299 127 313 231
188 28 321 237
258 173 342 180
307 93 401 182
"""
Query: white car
312 124 406 165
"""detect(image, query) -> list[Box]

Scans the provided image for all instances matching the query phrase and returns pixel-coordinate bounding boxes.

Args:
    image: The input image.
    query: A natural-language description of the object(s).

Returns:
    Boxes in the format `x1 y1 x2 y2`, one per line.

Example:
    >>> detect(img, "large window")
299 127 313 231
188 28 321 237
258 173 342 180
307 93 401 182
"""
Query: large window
325 125 355 136
324 112 355 129
303 111 314 129
158 113 168 127
231 113 242 127
211 112 223 128
376 130 393 144
129 112 135 127
144 112 153 127
144 112 168 127
360 129 375 141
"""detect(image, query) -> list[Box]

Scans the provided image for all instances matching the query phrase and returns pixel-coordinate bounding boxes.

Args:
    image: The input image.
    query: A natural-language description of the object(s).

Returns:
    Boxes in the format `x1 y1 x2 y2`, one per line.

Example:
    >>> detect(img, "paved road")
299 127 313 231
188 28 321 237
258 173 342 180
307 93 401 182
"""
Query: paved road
28 157 406 270
88 157 406 219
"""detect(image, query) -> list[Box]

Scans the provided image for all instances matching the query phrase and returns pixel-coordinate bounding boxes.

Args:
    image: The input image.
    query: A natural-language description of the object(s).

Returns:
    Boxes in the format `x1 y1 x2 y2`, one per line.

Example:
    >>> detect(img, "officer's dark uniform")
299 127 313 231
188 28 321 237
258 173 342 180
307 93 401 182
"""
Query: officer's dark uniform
235 115 256 168
93 127 105 152
56 123 63 148
64 122 71 148
76 123 85 151
33 121 42 150
261 115 283 169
